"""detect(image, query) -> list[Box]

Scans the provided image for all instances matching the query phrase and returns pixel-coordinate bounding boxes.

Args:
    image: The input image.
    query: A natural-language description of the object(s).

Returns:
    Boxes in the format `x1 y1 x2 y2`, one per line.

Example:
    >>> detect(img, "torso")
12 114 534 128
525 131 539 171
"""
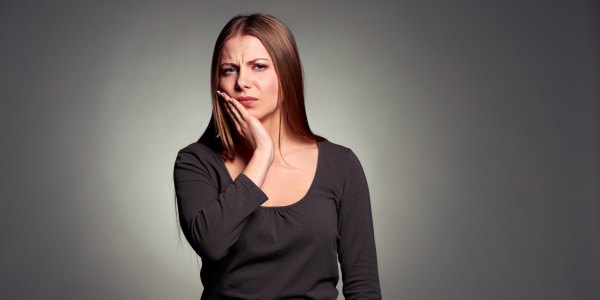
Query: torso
223 140 319 207
179 139 379 298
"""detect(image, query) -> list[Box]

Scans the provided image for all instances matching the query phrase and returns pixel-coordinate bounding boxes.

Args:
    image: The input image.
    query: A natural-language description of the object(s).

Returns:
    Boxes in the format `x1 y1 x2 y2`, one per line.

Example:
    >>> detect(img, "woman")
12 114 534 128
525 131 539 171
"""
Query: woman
174 13 381 299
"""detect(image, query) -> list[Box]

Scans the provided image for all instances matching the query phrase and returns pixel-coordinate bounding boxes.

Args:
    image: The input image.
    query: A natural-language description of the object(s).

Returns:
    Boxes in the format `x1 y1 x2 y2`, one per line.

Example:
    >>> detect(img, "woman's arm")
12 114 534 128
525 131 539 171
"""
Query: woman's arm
173 147 270 261
337 149 382 299
174 90 274 261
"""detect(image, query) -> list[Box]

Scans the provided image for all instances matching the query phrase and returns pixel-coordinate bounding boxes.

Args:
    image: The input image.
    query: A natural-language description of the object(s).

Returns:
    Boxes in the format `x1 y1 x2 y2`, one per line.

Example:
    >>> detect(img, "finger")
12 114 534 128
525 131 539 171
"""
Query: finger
217 90 235 103
217 91 246 120
223 98 242 132
218 90 249 121
227 97 250 121
217 92 241 127
226 98 244 125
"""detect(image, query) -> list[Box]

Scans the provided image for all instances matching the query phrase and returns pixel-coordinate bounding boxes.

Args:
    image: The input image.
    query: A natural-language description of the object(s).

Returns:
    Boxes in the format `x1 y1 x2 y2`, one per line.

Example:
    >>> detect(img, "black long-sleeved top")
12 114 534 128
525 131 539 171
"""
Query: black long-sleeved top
173 139 381 299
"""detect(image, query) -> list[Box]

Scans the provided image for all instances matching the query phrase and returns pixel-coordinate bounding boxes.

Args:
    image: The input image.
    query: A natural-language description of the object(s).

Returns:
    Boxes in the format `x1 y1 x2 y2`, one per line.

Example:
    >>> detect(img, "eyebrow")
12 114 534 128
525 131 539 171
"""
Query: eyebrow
220 58 271 66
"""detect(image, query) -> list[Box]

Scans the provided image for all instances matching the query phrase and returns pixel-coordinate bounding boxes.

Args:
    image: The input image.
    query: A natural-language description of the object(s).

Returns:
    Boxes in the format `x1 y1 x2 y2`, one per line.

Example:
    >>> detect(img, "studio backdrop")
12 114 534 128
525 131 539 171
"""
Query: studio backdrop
1 1 598 299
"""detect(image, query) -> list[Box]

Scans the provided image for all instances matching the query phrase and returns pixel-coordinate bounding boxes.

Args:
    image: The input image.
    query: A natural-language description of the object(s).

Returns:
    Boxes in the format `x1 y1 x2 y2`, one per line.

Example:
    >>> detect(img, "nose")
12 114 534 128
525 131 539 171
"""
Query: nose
235 67 251 90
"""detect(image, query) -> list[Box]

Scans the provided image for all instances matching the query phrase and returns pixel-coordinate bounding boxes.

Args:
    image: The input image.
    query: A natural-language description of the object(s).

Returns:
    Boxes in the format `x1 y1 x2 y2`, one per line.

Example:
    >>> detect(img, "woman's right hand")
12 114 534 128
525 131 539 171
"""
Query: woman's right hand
217 90 274 161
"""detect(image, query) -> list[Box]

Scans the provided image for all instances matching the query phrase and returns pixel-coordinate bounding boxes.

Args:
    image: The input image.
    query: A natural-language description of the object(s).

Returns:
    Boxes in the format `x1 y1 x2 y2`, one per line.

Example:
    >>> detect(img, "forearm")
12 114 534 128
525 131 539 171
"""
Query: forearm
174 147 269 261
181 172 267 260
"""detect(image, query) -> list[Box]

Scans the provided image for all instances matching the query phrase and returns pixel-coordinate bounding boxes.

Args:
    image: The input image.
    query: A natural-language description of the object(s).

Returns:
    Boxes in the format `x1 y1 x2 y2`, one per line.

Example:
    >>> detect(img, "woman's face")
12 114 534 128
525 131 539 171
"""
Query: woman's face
218 35 280 122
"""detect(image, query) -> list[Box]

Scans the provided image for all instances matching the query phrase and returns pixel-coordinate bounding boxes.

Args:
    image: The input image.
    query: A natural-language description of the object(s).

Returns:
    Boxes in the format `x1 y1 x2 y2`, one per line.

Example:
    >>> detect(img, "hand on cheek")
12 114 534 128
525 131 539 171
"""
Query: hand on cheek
217 90 274 152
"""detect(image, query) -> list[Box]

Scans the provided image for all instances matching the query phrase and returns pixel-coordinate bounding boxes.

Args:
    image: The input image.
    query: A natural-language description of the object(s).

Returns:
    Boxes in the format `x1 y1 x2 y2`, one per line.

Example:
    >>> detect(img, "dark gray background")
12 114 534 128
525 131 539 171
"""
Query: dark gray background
1 0 598 299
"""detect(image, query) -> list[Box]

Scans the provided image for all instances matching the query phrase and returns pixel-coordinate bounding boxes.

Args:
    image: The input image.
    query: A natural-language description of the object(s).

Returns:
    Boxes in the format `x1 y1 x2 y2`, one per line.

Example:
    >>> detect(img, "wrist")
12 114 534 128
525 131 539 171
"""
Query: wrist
253 146 274 163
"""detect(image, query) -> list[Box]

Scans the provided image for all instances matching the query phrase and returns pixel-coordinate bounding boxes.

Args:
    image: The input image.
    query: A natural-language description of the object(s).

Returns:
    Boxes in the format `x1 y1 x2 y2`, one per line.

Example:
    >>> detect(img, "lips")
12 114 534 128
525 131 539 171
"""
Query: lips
236 96 257 107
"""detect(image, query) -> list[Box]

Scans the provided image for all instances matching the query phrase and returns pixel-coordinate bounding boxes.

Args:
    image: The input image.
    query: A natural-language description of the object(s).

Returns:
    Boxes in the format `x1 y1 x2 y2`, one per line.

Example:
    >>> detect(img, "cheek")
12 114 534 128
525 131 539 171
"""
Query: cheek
218 75 236 90
266 73 279 96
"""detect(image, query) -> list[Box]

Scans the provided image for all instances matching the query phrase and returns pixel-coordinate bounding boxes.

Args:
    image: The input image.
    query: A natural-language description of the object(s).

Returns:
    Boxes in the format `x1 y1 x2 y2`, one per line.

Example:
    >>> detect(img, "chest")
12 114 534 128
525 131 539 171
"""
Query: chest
261 162 317 206
224 150 318 207
231 195 340 257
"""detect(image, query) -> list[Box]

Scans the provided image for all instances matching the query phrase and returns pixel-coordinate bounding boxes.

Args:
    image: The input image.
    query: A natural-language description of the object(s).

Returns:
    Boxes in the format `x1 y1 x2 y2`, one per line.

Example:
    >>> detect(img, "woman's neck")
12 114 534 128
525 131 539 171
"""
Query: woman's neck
236 110 310 162
261 110 304 153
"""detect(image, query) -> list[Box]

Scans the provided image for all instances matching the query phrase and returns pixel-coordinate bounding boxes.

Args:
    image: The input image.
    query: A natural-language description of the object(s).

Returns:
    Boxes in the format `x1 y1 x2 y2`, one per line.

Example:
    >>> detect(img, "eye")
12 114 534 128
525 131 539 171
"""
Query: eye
221 67 237 75
253 64 267 71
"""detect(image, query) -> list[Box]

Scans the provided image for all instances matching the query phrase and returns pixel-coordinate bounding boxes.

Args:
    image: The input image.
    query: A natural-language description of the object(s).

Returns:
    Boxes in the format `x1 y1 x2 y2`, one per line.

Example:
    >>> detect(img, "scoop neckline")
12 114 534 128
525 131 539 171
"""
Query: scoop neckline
219 139 324 210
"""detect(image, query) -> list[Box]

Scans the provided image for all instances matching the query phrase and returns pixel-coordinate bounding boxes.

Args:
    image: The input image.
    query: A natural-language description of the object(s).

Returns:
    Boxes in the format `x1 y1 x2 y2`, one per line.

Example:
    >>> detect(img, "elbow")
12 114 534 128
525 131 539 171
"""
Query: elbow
185 217 230 261
195 241 230 261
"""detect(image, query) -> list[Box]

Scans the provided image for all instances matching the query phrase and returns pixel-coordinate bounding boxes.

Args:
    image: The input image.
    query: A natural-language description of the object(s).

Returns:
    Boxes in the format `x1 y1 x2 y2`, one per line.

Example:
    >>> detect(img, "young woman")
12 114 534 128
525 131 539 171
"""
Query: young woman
174 13 381 299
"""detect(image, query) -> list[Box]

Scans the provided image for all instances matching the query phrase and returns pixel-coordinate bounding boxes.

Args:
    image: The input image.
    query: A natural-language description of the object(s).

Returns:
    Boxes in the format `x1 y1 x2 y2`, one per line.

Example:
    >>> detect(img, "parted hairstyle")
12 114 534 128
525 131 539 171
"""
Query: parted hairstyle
199 13 324 160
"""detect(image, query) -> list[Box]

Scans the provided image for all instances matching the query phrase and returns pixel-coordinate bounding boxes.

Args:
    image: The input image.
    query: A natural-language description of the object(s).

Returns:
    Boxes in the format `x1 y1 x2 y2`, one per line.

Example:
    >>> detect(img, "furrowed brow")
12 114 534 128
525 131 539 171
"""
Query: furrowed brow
221 58 271 66
247 58 270 64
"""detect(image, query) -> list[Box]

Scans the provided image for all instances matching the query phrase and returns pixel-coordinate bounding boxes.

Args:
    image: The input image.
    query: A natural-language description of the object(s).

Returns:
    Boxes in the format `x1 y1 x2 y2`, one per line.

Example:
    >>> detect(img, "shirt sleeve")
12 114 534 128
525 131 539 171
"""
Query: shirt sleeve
173 146 268 261
337 149 382 299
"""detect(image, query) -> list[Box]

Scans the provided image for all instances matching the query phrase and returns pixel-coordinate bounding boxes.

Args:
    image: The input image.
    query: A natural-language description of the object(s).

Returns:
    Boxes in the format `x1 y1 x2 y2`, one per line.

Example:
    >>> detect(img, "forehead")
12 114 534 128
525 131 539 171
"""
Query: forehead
220 35 272 61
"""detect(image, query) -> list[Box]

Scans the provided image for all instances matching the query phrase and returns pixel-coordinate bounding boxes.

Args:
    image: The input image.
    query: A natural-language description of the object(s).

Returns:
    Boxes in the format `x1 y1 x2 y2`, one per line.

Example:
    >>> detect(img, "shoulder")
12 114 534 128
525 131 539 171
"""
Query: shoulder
319 140 369 205
319 139 365 180
174 141 221 170
178 141 217 157
320 139 362 165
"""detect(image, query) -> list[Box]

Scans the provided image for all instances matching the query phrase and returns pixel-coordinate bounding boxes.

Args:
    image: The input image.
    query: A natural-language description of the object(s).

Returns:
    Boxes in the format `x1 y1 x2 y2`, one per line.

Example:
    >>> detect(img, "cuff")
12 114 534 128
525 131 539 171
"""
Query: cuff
234 172 269 204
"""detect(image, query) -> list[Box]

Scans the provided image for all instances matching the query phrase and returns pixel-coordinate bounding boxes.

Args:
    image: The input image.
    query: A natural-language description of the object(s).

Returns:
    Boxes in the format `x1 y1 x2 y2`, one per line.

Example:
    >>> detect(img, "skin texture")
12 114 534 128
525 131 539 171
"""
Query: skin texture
217 35 318 206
